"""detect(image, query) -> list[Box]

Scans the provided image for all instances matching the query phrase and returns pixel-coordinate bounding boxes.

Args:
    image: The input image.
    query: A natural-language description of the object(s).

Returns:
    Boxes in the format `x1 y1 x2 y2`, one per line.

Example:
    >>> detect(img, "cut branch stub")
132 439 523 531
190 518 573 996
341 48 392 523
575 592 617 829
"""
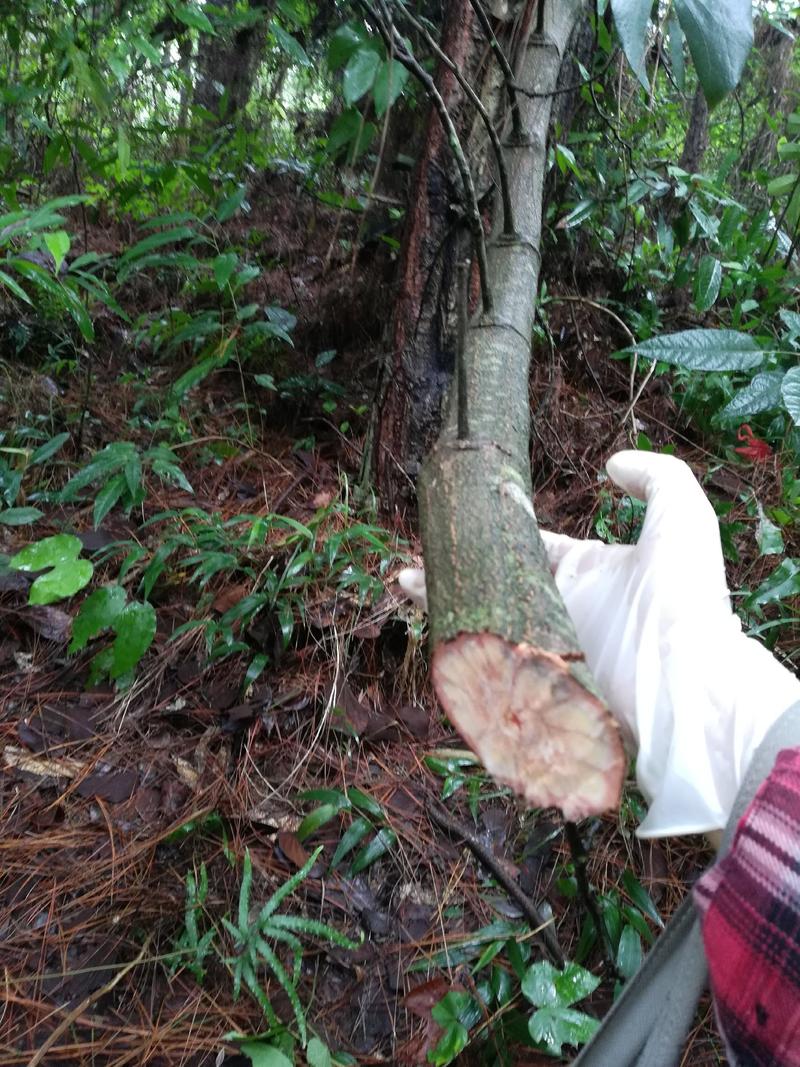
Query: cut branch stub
432 633 625 821
419 438 625 821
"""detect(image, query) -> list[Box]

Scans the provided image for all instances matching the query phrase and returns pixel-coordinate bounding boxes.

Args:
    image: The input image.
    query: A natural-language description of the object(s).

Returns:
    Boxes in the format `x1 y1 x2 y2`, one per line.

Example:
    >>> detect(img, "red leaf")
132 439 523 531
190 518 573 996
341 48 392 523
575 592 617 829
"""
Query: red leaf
734 424 772 462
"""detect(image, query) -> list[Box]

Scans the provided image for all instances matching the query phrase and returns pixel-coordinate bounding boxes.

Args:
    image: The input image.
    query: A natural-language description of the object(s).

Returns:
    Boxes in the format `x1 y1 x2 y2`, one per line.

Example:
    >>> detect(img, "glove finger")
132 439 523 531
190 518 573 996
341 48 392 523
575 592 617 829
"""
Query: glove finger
539 529 583 567
540 529 633 576
397 567 428 611
605 450 728 594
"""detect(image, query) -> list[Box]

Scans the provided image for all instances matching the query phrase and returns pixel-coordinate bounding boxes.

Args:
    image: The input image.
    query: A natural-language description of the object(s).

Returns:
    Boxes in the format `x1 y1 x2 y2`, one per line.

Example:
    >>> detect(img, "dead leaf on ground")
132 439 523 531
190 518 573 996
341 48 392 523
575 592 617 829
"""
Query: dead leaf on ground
76 767 138 803
19 605 73 641
213 582 250 614
277 830 309 870
328 680 371 736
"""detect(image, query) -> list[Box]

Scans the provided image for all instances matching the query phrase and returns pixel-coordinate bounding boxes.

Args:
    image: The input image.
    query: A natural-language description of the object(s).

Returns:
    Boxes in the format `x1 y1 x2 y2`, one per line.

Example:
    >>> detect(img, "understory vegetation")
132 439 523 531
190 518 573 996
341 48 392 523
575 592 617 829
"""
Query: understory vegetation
1 0 798 1064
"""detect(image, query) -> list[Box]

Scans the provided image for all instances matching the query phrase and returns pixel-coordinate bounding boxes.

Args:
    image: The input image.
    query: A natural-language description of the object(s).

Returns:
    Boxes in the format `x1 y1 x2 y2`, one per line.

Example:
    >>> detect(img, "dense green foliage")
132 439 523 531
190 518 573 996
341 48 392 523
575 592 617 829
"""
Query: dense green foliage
1 0 799 1064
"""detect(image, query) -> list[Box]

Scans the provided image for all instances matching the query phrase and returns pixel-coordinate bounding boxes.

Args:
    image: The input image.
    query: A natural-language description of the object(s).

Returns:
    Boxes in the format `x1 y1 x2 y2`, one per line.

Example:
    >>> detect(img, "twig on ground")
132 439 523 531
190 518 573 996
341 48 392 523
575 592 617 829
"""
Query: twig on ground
427 800 565 966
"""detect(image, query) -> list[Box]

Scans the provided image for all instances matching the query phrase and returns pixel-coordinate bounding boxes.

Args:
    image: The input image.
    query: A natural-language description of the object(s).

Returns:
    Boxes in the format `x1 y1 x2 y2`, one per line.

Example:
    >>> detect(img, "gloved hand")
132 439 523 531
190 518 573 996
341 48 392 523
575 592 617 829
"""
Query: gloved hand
400 450 800 837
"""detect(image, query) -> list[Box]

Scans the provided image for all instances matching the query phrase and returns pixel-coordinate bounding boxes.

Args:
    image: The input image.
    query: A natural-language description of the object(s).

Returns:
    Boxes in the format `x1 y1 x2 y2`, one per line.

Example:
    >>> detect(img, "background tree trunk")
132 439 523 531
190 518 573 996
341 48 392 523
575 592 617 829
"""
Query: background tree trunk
373 0 478 512
678 84 709 174
737 17 797 180
193 0 273 118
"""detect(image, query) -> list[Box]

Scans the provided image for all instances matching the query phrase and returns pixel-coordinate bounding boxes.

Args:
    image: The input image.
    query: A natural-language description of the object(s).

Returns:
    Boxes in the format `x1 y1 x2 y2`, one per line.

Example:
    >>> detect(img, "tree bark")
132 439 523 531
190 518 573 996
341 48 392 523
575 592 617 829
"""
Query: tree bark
193 0 273 118
417 0 624 821
678 84 709 174
738 18 797 180
373 0 478 511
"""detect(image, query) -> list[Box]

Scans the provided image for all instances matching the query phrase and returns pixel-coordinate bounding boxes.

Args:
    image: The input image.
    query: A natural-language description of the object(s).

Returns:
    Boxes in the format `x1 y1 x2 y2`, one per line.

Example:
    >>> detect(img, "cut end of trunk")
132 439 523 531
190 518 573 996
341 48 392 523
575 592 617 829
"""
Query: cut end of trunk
432 632 625 820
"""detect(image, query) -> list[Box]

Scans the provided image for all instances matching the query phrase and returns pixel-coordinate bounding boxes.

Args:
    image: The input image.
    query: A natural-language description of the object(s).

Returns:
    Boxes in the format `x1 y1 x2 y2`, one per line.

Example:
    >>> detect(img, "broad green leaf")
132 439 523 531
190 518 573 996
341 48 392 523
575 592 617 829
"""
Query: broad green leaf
70 584 127 652
343 48 380 105
747 558 800 609
522 961 600 1009
529 1005 600 1056
780 308 800 343
117 127 130 178
756 503 784 557
616 924 643 979
151 459 193 493
328 24 365 69
0 507 42 525
30 432 70 466
430 1022 469 1065
610 0 651 90
93 472 128 527
347 787 384 819
720 371 785 419
667 15 685 90
10 533 82 572
627 329 763 371
0 268 32 303
306 1037 332 1067
767 173 798 198
673 0 753 107
217 185 247 222
431 991 482 1029
60 442 136 499
561 199 596 228
373 59 409 117
110 601 156 679
239 1042 294 1067
327 108 363 156
123 447 142 498
213 252 238 289
271 22 310 67
131 33 161 65
62 280 94 341
107 51 129 86
621 869 663 927
350 827 396 873
297 802 345 841
331 816 371 868
29 558 93 605
118 226 197 266
299 788 350 806
175 3 214 33
43 231 70 274
172 356 220 399
781 365 800 424
693 255 721 311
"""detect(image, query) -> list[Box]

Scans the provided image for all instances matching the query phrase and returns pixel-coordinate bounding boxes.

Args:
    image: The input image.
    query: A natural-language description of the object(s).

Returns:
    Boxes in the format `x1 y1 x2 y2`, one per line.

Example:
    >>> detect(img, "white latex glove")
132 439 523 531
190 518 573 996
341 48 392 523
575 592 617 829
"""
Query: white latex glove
400 451 800 838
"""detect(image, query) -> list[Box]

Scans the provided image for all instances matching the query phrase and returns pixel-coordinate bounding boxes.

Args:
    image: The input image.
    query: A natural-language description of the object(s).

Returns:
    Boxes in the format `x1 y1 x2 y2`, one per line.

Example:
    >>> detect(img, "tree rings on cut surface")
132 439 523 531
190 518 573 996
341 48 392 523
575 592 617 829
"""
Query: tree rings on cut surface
432 632 625 820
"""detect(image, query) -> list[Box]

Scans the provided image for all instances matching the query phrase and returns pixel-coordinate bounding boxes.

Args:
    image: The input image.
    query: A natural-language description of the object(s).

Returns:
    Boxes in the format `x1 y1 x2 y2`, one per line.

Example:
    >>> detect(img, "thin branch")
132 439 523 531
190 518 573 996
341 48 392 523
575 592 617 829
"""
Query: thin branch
358 0 493 314
466 0 524 142
511 48 617 100
427 800 565 966
456 259 470 439
388 0 517 237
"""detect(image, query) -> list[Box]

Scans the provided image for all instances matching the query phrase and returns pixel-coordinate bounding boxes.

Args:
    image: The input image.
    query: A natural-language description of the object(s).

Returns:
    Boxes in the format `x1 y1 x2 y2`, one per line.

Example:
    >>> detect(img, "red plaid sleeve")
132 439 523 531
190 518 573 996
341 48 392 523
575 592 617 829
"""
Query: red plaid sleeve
694 748 800 1067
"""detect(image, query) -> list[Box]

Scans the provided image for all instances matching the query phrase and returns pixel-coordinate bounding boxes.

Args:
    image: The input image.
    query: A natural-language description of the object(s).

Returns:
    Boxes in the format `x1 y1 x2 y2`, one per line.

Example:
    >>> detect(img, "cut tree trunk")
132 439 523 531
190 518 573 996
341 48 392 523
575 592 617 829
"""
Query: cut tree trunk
418 0 624 821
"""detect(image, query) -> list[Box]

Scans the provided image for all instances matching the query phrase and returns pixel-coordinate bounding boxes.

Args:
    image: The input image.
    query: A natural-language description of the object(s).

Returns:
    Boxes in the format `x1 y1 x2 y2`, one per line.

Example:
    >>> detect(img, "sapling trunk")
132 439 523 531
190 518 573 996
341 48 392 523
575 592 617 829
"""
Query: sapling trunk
418 0 625 820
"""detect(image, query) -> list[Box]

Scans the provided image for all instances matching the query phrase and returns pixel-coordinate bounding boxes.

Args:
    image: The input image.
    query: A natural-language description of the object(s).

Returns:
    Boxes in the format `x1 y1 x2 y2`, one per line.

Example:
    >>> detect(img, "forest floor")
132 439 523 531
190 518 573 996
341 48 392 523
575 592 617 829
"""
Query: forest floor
2 198 796 1066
